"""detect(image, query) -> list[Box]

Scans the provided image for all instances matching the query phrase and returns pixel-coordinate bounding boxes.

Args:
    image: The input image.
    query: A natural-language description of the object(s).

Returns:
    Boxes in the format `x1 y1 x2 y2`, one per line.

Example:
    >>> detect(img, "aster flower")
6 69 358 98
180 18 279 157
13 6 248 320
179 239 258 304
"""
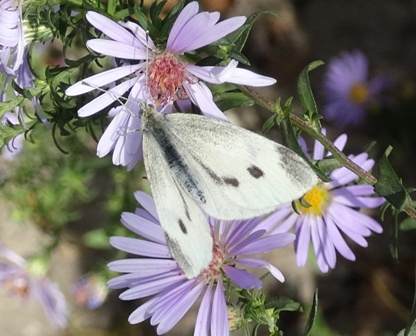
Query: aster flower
65 1 276 169
322 50 388 128
261 130 385 273
107 191 294 335
0 0 25 76
0 243 68 328
71 273 108 309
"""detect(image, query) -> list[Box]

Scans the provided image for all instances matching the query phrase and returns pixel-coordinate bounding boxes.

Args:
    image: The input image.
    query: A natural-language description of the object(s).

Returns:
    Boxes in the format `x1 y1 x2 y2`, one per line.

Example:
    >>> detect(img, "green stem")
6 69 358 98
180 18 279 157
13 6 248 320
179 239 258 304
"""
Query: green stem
239 86 376 185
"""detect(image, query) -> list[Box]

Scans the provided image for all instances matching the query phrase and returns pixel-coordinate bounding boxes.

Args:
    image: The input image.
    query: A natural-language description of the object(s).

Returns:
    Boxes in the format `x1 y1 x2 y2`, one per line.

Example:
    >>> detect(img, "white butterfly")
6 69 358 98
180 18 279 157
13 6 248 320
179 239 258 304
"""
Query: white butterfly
141 105 318 278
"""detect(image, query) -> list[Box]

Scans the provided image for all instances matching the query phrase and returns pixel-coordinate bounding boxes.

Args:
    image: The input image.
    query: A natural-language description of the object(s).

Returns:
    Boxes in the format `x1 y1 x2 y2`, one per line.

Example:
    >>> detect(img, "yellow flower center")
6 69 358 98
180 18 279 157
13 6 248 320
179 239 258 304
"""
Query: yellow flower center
349 83 369 104
295 183 331 216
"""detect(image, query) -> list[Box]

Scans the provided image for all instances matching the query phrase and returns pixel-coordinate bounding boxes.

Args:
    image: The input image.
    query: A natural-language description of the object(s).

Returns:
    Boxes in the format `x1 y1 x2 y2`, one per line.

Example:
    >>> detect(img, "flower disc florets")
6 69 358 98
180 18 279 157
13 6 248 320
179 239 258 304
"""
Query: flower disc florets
148 52 195 104
295 183 331 216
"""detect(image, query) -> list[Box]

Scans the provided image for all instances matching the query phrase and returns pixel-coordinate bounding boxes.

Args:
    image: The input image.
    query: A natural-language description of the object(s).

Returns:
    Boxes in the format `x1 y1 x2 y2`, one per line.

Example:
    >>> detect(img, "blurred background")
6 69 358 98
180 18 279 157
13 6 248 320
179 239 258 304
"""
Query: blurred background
1 0 416 335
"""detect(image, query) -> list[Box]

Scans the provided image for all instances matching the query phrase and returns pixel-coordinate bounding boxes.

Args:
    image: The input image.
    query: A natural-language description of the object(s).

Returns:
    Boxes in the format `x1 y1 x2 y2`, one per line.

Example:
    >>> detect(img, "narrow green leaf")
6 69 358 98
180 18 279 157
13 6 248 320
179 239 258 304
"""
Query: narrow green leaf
214 92 254 111
303 289 318 336
374 146 408 210
0 97 24 116
297 60 324 123
232 10 279 53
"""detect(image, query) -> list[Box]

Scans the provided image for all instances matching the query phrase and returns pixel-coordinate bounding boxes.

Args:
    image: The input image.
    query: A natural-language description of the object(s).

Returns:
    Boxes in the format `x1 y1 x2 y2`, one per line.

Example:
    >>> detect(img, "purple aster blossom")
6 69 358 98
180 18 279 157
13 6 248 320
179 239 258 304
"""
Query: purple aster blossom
107 191 294 335
0 0 25 76
322 50 388 128
260 129 385 273
71 273 108 309
0 243 68 328
65 1 276 169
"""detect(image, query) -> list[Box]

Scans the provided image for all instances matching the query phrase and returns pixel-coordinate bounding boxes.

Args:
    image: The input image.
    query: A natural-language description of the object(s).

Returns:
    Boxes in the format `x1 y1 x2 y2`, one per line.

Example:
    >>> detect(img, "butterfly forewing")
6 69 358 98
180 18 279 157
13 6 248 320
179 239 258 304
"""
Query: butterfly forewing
142 121 213 278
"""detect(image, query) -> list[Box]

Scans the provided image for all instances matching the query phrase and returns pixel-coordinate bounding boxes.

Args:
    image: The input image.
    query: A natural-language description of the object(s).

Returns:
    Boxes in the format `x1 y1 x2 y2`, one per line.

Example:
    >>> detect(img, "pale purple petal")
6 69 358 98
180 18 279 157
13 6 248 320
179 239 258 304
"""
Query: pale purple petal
186 61 237 84
167 0 245 54
181 16 246 53
316 217 336 268
331 133 348 153
65 64 142 96
134 191 159 220
194 285 213 336
225 67 276 87
96 108 130 156
77 78 137 116
229 230 265 255
332 187 385 208
325 216 356 261
0 243 26 267
223 265 262 289
87 39 148 60
108 259 177 273
128 297 155 324
236 257 285 282
232 233 295 255
120 275 185 300
183 81 228 121
109 237 171 258
120 21 156 50
120 212 165 244
211 279 228 336
152 281 204 334
167 1 199 51
312 128 327 160
168 11 218 53
295 217 311 267
255 205 293 232
34 279 68 329
86 11 146 48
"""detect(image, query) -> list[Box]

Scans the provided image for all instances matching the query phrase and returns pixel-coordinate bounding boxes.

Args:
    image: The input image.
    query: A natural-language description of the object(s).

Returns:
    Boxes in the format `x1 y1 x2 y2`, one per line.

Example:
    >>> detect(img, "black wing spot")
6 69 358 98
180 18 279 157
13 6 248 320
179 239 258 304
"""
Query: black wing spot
200 162 222 184
178 219 188 234
247 165 264 178
223 177 239 187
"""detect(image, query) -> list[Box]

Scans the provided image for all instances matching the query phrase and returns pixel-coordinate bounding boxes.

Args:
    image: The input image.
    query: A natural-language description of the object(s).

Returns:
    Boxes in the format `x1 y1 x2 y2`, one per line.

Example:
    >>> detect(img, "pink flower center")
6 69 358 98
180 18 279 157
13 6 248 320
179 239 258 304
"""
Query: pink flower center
202 240 225 280
147 53 194 105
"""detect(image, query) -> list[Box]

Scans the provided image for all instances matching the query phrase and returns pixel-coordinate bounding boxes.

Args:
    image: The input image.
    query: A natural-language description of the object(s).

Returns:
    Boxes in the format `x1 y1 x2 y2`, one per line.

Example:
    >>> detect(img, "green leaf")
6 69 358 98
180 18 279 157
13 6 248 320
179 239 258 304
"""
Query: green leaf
400 216 416 231
107 0 117 15
297 60 324 127
303 289 318 336
214 91 254 111
231 10 279 54
0 97 24 116
374 146 409 210
266 296 302 312
83 229 110 249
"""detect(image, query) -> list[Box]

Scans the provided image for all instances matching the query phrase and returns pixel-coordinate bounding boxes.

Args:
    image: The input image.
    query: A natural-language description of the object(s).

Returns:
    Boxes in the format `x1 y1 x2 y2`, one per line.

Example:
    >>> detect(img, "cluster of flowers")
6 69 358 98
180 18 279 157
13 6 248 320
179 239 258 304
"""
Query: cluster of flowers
0 0 385 334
